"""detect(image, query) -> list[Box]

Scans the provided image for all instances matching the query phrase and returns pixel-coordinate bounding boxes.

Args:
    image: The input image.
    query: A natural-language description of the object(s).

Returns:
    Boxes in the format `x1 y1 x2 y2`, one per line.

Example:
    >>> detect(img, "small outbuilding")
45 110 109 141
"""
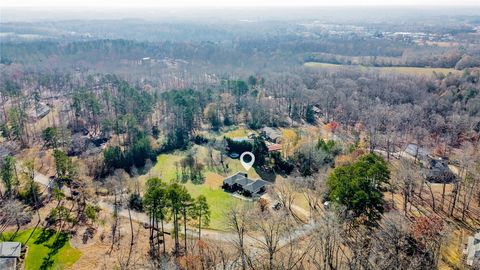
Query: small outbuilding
464 232 480 267
0 242 22 270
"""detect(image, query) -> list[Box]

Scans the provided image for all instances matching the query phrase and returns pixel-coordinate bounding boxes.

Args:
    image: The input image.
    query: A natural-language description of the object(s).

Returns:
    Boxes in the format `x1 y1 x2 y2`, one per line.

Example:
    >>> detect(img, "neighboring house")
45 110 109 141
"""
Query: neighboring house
35 104 51 119
404 143 430 161
426 157 456 183
261 127 282 143
222 172 270 197
27 103 51 120
464 232 480 267
267 143 282 152
0 242 22 270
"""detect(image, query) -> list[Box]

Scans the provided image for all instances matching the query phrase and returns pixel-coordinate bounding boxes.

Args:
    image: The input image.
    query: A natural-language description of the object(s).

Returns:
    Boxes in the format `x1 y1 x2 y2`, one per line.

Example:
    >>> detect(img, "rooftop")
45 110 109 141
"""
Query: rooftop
404 143 430 158
465 232 480 266
0 258 16 270
261 127 282 140
223 172 270 196
267 144 282 152
0 242 21 258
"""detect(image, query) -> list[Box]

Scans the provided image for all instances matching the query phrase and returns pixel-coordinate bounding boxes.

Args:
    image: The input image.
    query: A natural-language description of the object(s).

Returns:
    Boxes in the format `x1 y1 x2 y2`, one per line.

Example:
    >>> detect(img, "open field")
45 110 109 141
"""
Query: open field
3 228 81 270
304 62 462 76
139 145 255 230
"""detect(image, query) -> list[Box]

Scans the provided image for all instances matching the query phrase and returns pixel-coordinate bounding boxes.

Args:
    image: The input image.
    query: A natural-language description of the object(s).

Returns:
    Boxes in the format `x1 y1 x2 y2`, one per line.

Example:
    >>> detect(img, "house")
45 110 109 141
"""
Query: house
0 242 22 270
261 127 282 143
426 157 456 183
222 172 270 197
404 143 430 161
312 105 321 114
27 103 51 120
464 232 480 267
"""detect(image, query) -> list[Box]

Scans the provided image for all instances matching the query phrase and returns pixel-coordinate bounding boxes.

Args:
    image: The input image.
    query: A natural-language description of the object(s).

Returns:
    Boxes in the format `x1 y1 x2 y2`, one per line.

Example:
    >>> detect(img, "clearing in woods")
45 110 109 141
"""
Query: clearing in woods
304 62 462 76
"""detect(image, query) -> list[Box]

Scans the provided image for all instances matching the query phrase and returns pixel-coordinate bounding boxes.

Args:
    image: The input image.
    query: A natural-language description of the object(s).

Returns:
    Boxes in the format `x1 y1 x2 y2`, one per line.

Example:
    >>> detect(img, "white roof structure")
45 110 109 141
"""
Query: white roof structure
465 232 480 266
0 242 21 258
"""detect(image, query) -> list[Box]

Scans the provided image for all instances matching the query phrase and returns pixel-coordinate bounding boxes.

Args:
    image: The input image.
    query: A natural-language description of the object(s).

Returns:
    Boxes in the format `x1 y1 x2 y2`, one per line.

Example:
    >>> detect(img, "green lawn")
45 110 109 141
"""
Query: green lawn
304 62 462 76
3 228 81 270
183 181 253 230
141 146 254 230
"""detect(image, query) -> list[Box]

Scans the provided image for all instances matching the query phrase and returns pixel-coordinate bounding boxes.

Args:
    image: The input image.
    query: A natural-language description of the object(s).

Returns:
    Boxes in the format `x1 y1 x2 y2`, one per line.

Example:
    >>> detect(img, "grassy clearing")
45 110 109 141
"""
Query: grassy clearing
141 145 254 230
304 62 461 76
440 229 464 270
223 126 252 138
3 228 81 270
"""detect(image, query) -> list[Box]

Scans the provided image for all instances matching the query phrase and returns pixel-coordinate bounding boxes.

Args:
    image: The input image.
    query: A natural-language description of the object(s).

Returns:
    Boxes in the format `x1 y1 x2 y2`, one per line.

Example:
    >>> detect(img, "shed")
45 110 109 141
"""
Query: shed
0 242 21 258
464 232 480 266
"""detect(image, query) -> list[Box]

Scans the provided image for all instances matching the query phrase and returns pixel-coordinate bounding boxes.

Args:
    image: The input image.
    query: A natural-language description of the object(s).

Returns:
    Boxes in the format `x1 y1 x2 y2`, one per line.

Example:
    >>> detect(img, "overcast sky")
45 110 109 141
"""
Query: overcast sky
1 0 480 7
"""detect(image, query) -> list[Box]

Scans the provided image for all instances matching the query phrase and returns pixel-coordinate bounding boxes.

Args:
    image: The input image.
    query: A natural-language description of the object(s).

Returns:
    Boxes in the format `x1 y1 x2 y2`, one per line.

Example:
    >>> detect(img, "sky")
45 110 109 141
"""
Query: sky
1 0 480 7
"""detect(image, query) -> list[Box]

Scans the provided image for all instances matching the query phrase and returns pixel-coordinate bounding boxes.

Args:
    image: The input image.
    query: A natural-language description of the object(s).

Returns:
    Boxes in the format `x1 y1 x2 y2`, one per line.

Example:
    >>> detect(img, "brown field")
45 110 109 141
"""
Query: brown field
304 62 462 76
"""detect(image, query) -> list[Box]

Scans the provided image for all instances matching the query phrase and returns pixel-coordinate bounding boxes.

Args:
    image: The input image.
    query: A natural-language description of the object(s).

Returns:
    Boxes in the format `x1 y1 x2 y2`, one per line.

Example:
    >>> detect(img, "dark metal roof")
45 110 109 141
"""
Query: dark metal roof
243 179 270 194
223 172 270 195
223 172 251 187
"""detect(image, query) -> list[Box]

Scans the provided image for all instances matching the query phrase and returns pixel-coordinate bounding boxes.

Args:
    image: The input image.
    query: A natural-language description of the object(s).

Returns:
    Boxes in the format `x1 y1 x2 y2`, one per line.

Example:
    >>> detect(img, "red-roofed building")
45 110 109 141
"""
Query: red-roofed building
268 144 282 152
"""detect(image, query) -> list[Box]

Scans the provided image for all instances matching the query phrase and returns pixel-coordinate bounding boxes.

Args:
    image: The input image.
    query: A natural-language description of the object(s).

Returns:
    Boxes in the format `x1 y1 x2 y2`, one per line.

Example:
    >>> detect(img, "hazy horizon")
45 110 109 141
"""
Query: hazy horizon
2 6 480 23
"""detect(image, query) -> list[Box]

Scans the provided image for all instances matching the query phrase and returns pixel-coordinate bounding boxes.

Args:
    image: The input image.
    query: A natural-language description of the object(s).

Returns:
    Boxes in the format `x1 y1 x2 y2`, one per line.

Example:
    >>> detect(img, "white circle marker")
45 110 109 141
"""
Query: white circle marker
240 151 255 172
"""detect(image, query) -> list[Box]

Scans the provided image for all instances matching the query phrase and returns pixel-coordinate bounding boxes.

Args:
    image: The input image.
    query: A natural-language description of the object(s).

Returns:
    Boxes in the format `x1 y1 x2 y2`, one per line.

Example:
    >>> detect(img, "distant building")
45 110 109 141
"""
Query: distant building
222 172 270 197
0 242 22 270
426 157 456 184
261 127 282 143
267 143 282 152
312 105 321 114
27 103 51 120
464 232 480 267
404 143 430 160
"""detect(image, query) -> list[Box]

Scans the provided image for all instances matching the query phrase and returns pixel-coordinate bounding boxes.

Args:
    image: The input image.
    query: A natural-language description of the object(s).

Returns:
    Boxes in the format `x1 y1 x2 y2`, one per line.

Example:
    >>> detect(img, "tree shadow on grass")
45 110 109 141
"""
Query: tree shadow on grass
34 230 55 245
39 233 69 270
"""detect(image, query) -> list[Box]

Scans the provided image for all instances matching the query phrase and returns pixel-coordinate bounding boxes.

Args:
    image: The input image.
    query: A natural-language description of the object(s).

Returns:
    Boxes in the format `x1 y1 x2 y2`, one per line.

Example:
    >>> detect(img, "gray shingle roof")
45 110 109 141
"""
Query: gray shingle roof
262 127 282 141
0 258 17 270
405 144 430 158
0 242 21 258
466 232 480 266
223 172 270 195
224 172 252 187
243 179 270 194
